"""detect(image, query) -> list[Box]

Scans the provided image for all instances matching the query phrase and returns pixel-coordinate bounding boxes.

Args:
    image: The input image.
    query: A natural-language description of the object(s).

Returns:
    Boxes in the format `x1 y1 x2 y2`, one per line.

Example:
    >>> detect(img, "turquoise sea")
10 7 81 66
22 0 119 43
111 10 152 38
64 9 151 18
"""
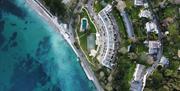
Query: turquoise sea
0 0 96 91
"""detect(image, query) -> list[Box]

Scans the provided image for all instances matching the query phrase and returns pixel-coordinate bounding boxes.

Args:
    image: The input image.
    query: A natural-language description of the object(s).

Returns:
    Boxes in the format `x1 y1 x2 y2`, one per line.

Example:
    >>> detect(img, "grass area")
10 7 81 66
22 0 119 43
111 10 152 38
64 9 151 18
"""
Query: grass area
76 8 98 65
158 5 177 20
124 0 134 9
124 0 141 19
93 0 104 13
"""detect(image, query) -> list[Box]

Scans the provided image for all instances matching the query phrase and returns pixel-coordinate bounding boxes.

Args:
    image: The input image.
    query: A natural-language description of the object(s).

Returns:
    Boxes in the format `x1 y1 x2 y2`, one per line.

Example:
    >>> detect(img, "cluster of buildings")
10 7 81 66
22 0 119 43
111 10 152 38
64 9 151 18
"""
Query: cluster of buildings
130 0 170 91
143 40 161 59
137 1 162 59
96 4 119 69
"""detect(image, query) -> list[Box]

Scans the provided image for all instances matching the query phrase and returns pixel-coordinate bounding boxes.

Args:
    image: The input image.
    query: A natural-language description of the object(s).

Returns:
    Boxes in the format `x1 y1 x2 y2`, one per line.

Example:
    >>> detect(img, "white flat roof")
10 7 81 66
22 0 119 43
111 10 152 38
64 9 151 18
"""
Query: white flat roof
97 4 116 68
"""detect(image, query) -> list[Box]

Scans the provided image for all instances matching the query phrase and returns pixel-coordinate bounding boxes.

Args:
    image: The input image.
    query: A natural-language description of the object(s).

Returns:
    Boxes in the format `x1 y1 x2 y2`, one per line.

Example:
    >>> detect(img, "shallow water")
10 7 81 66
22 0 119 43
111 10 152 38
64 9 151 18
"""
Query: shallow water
0 0 96 91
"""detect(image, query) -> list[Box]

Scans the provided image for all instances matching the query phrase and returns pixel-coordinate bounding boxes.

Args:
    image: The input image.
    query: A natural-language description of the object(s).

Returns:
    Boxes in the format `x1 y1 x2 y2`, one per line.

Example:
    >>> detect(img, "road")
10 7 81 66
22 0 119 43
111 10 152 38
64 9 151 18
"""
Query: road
26 0 103 91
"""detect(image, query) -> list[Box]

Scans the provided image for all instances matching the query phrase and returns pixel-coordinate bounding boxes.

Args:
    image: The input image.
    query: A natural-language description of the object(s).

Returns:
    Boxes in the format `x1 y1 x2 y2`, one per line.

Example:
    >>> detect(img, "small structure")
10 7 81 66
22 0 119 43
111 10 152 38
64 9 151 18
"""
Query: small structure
89 49 97 57
128 45 135 52
80 18 88 32
130 81 143 91
178 50 180 58
87 34 96 57
116 0 126 11
143 3 149 8
130 64 145 91
148 41 161 55
103 4 112 13
148 41 161 48
134 0 144 6
145 21 159 34
178 66 180 71
61 23 68 29
139 9 152 19
133 64 146 81
165 31 169 35
128 45 132 52
159 56 169 68
173 0 180 4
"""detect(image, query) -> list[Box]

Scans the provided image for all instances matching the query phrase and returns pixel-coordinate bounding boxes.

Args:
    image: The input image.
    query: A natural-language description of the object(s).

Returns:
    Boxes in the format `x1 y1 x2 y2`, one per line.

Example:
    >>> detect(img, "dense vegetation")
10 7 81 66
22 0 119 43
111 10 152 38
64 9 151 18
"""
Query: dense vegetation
43 0 67 19
144 0 180 90
42 0 80 23
111 8 136 91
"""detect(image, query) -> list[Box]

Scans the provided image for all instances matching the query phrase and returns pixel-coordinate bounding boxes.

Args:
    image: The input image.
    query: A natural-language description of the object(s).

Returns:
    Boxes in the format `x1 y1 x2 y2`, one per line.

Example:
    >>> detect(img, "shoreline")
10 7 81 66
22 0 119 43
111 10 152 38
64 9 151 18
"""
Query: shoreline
25 0 103 91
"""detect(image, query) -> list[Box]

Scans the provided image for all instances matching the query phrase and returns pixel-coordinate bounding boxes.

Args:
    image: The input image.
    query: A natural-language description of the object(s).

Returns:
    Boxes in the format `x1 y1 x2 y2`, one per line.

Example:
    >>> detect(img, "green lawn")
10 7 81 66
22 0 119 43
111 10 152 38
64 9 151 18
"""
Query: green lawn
76 8 98 65
124 0 133 9
93 0 104 13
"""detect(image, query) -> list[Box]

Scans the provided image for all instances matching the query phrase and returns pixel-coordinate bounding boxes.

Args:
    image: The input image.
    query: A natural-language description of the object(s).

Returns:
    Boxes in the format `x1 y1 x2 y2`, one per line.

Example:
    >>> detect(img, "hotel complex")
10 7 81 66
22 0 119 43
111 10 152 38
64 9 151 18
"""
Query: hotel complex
96 4 119 69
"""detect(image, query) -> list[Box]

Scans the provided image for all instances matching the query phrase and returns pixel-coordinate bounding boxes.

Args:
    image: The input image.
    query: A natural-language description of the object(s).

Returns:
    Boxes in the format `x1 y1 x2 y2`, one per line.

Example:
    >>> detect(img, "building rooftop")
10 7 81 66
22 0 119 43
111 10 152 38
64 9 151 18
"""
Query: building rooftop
116 0 126 11
130 81 143 91
148 41 161 55
159 56 169 67
130 64 145 91
133 64 146 81
148 41 161 48
145 21 159 34
134 0 144 6
121 11 135 39
97 4 118 69
139 9 152 19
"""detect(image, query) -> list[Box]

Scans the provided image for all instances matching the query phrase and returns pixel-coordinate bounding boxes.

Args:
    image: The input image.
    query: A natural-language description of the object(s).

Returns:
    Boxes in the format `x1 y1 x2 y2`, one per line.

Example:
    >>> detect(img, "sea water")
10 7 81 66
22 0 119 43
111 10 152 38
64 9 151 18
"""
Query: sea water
0 0 96 91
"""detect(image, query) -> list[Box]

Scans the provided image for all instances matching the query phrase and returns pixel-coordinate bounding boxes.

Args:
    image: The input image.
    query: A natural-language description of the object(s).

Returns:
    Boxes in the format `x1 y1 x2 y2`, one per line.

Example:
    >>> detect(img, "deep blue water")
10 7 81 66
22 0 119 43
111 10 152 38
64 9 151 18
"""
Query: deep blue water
0 0 96 91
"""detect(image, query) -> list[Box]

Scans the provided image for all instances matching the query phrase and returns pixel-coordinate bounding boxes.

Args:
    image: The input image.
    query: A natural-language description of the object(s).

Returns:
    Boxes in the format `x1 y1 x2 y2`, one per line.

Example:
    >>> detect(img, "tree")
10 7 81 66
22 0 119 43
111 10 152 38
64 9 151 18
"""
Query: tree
43 0 67 20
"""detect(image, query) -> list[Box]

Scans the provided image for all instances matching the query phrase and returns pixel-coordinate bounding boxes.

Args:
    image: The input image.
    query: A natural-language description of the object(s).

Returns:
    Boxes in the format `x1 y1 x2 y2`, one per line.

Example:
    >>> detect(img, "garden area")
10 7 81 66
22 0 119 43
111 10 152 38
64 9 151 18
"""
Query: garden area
76 8 98 66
